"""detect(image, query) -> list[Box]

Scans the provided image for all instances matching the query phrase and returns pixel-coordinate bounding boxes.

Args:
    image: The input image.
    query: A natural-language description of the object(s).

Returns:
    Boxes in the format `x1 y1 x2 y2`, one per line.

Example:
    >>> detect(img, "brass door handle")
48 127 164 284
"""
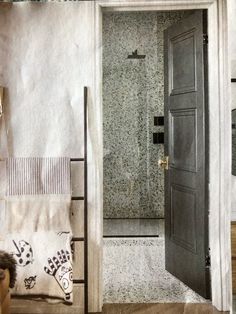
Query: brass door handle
158 156 169 170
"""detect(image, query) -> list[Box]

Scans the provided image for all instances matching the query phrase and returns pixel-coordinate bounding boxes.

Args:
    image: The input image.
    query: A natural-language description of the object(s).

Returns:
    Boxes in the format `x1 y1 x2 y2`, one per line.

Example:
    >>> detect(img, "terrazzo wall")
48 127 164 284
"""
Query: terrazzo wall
103 11 190 218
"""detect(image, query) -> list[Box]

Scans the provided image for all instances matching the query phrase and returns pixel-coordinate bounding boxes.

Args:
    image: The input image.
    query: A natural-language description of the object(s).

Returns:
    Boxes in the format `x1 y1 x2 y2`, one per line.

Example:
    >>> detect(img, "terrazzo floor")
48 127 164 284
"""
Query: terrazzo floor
103 219 208 304
103 218 163 237
97 303 225 314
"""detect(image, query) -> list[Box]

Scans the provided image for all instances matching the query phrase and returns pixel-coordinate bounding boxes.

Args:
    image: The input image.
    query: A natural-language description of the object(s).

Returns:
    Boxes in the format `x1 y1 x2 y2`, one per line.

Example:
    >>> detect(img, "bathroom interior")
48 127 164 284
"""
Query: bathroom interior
102 10 208 304
0 2 233 313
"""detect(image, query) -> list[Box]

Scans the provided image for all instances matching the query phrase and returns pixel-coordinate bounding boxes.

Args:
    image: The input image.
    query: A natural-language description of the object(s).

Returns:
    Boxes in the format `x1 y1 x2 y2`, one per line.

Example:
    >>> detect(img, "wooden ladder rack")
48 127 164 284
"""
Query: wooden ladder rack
70 86 88 314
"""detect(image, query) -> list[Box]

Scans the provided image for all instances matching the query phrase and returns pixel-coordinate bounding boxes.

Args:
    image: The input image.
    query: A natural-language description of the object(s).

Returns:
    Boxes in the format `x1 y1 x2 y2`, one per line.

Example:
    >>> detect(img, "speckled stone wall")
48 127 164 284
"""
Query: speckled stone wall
103 11 190 218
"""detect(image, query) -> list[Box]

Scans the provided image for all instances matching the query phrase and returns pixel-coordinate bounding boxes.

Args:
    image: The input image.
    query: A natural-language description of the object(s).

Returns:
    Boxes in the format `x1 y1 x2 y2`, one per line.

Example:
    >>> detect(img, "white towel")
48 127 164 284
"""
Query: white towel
6 195 72 233
0 231 73 303
5 157 72 233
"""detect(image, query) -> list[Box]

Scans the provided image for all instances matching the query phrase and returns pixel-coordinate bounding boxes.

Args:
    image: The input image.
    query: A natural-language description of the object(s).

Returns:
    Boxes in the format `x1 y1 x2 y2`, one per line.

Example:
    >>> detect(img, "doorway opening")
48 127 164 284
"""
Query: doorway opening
102 9 210 304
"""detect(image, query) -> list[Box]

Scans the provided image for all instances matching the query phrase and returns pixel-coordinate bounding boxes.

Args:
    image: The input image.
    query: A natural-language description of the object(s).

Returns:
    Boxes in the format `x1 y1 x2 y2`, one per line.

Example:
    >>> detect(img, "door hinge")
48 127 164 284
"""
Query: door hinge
203 34 208 45
205 250 211 268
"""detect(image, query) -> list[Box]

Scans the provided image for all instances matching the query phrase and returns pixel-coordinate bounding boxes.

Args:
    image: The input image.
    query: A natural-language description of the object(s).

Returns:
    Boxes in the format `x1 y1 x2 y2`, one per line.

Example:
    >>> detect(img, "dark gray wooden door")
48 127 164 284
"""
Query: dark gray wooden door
164 11 210 299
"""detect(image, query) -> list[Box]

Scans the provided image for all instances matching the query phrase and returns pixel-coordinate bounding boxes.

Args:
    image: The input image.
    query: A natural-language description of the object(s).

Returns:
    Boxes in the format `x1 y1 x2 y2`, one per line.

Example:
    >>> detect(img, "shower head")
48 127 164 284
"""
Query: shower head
127 49 146 59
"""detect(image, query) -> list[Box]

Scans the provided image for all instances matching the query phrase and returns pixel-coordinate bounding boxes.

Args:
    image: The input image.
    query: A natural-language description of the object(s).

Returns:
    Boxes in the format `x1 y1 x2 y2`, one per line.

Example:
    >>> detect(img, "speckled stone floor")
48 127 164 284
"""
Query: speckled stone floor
96 303 226 314
103 218 163 236
103 235 207 303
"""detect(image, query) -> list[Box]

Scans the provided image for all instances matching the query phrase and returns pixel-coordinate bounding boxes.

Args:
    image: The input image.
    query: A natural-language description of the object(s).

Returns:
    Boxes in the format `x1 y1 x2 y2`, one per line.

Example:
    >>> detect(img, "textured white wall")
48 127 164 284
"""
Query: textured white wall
230 0 236 220
0 3 87 157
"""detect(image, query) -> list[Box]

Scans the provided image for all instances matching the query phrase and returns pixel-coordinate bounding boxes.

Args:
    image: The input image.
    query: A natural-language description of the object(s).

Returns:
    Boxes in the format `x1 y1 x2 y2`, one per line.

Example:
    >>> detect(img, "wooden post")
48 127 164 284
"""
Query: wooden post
0 87 4 118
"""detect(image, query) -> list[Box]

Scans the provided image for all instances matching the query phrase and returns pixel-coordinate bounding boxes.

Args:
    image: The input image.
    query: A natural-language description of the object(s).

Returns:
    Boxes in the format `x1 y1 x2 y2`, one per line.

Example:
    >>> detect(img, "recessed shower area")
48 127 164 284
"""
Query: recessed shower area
103 11 170 235
102 10 208 304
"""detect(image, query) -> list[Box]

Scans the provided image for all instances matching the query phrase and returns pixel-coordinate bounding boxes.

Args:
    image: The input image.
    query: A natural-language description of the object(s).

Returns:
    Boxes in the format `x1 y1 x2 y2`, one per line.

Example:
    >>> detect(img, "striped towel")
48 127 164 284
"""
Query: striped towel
5 157 72 233
7 157 71 196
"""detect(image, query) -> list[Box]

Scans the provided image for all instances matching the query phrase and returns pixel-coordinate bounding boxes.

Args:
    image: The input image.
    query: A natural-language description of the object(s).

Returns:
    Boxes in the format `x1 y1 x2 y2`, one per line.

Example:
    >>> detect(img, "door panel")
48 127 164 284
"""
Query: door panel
171 31 196 94
171 184 197 253
164 10 210 299
170 108 197 172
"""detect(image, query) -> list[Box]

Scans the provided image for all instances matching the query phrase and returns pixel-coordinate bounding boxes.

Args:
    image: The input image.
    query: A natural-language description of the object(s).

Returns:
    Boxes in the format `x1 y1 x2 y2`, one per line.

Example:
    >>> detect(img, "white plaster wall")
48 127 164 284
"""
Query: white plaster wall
230 0 236 220
0 3 86 157
0 2 102 312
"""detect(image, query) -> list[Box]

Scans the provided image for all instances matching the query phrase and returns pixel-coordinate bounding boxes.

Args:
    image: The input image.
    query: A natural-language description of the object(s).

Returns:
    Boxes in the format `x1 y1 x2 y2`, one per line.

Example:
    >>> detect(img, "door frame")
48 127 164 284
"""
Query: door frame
94 0 231 311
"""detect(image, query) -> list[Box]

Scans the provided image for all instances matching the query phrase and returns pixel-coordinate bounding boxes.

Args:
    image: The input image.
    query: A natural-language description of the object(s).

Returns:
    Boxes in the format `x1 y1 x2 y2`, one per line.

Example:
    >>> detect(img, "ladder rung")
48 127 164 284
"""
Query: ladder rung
73 279 85 284
71 196 84 201
70 158 85 162
72 237 84 242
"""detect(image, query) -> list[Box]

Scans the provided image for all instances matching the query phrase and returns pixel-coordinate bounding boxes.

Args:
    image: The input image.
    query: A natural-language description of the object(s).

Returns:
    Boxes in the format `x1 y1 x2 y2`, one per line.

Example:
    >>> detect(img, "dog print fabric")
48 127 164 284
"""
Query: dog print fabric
0 231 73 303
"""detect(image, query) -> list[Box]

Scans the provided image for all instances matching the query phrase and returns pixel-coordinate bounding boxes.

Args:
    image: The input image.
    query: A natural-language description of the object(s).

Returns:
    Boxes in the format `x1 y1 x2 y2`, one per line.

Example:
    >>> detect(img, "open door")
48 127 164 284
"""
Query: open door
163 10 210 299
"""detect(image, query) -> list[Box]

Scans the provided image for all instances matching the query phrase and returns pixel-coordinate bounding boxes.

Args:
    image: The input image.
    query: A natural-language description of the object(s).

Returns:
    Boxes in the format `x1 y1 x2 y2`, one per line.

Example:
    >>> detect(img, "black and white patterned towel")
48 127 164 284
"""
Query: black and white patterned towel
0 231 73 303
1 157 74 302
